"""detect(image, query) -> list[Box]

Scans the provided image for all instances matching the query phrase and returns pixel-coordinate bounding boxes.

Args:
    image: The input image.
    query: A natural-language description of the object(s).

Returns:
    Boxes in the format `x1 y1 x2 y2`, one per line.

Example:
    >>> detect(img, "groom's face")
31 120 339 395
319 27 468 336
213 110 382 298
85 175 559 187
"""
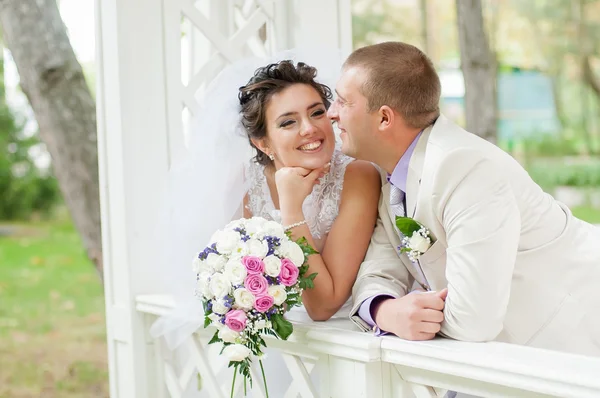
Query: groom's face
328 67 377 160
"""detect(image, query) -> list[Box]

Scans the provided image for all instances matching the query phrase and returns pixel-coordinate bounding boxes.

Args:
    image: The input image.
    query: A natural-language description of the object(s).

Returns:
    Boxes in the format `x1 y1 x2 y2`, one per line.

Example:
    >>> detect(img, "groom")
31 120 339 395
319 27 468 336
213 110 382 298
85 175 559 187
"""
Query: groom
327 41 600 356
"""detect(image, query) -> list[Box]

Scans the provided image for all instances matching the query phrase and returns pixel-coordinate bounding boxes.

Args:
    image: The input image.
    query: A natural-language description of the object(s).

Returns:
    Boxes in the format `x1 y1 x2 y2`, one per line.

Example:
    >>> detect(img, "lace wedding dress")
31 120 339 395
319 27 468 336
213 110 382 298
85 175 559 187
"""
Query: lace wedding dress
244 148 354 397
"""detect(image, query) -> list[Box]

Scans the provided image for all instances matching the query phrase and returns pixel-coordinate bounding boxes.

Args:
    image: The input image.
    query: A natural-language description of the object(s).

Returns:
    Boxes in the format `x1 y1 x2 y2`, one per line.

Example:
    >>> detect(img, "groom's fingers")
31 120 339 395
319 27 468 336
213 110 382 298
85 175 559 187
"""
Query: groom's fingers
419 321 442 334
416 294 445 311
436 288 448 300
415 332 437 341
419 309 444 323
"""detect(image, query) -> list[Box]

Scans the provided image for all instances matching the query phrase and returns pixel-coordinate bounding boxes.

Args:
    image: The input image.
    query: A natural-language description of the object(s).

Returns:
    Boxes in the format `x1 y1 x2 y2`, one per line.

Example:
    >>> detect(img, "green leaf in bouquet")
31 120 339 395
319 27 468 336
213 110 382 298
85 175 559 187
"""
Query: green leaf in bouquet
203 315 212 328
208 330 220 345
298 264 309 278
395 216 421 237
271 313 293 340
296 236 319 256
299 272 318 289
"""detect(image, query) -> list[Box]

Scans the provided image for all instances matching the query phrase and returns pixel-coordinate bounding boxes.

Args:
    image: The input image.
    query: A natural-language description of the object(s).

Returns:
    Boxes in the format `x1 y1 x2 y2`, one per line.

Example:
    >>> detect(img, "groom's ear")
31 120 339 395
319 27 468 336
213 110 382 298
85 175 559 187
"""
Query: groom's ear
377 105 395 132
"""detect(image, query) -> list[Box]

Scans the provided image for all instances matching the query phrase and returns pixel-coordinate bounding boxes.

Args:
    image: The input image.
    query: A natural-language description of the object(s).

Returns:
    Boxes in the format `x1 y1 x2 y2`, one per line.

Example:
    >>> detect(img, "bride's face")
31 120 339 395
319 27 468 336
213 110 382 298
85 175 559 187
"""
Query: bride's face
261 84 335 170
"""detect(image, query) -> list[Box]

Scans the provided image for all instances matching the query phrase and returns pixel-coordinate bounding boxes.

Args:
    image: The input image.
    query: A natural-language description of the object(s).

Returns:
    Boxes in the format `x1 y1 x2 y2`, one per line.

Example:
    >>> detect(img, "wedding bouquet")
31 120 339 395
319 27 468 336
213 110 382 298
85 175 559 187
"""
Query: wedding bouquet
193 216 317 397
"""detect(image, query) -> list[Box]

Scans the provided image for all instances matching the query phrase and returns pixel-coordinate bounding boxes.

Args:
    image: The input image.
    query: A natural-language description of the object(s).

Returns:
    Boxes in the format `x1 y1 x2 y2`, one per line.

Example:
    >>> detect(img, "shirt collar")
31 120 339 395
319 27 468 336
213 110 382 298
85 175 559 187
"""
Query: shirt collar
388 131 422 191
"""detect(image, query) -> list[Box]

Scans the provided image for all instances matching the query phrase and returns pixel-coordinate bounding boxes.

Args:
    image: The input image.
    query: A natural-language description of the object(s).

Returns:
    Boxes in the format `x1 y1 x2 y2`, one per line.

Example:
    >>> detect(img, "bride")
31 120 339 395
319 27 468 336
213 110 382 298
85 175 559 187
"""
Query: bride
240 60 380 320
151 50 380 397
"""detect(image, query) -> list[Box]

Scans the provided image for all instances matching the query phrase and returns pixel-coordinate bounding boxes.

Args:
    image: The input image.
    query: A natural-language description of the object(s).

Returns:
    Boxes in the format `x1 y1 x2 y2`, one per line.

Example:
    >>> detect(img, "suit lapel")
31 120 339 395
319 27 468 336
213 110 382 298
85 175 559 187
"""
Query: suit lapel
406 125 433 217
381 182 428 286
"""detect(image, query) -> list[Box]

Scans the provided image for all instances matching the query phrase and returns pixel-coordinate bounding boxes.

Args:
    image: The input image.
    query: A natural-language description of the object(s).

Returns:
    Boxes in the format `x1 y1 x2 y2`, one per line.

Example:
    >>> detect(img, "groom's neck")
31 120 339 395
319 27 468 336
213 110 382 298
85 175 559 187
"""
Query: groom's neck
375 147 406 176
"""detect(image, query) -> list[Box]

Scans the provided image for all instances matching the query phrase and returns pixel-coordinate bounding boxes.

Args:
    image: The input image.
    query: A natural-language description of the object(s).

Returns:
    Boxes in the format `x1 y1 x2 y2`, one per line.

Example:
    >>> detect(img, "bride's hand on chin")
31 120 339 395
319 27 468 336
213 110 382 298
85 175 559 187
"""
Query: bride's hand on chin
275 164 329 212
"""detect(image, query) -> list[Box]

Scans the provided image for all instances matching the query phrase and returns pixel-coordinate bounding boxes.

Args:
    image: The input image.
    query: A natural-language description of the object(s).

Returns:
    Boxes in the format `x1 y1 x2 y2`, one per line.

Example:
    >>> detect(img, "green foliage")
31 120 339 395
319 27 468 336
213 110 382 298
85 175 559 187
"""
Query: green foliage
527 160 600 188
395 216 422 237
572 206 600 223
270 313 293 340
0 98 60 220
0 219 107 396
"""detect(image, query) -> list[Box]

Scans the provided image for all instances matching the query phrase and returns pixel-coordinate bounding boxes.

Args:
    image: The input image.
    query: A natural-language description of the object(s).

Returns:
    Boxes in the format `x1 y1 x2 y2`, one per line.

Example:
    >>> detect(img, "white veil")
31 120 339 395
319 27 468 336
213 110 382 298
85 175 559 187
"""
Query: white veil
149 47 346 349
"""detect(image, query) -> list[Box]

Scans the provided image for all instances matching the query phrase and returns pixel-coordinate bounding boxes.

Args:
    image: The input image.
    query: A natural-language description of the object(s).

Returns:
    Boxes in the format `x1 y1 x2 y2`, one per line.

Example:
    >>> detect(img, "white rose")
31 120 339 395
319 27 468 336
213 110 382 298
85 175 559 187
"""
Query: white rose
224 258 247 286
218 327 240 343
216 230 241 254
257 220 285 239
233 288 255 310
211 299 230 315
192 257 203 274
268 285 287 306
223 344 251 362
224 219 244 231
254 319 267 330
244 217 266 236
244 238 269 258
278 241 304 267
207 312 221 323
206 253 227 272
207 312 224 329
263 255 282 277
409 233 431 253
197 272 213 299
209 273 231 298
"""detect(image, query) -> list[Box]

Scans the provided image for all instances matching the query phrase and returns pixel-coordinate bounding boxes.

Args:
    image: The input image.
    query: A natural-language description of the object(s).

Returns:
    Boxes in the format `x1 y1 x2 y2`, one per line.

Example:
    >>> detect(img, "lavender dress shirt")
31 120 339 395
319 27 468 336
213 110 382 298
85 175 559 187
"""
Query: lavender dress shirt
357 132 422 335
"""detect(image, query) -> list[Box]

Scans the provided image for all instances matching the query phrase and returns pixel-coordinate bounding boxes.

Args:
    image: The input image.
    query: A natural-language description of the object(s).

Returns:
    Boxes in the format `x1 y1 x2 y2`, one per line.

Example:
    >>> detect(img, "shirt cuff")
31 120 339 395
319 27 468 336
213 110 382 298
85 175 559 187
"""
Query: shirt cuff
357 294 394 336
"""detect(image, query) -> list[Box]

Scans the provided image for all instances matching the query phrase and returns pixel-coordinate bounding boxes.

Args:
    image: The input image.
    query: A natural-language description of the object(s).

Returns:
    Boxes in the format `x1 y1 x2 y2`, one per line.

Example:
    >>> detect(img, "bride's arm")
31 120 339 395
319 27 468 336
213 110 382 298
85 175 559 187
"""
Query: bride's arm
281 160 381 321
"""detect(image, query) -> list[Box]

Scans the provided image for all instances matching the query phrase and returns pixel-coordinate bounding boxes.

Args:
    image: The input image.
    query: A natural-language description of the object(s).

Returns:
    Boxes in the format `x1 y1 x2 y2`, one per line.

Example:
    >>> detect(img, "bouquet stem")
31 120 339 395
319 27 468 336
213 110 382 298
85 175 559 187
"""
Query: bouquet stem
259 359 270 398
230 365 237 398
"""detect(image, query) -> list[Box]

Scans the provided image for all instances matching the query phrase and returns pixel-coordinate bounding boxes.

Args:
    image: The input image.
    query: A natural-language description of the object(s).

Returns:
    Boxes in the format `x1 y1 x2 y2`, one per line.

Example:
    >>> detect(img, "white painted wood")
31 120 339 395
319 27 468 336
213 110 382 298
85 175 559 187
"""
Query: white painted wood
97 0 352 396
288 0 353 57
96 0 171 396
136 295 600 398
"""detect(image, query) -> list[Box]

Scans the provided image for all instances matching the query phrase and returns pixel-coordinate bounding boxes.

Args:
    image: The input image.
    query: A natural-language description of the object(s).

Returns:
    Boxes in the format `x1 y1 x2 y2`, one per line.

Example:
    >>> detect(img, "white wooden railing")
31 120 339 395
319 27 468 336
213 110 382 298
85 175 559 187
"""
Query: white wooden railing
136 294 600 398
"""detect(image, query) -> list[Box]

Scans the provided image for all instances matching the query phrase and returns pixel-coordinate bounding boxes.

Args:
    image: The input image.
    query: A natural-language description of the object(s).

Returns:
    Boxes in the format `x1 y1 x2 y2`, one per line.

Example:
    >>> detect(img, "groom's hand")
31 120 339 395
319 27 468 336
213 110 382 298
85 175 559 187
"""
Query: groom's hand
374 289 447 340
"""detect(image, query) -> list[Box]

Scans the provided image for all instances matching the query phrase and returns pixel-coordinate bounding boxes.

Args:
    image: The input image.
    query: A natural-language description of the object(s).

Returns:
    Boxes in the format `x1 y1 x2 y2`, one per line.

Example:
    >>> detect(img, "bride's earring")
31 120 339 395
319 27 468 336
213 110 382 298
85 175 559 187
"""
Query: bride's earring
268 153 275 161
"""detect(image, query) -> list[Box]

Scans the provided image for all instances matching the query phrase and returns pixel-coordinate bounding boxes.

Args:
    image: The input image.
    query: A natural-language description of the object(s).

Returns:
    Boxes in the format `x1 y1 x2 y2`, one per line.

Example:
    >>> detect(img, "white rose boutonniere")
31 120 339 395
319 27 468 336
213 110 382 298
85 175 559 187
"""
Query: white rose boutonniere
395 216 433 262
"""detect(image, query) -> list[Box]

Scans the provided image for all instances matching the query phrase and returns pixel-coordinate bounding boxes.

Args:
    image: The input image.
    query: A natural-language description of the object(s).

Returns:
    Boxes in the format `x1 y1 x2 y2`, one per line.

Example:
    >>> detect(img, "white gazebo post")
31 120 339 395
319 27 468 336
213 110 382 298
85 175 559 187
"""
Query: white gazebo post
96 0 352 397
95 0 172 396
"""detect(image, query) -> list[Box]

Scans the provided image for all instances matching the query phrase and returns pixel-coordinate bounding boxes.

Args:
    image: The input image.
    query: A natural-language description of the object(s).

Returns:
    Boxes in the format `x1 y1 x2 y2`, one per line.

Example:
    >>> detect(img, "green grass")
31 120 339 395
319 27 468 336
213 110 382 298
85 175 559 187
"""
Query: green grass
0 218 108 398
572 206 600 224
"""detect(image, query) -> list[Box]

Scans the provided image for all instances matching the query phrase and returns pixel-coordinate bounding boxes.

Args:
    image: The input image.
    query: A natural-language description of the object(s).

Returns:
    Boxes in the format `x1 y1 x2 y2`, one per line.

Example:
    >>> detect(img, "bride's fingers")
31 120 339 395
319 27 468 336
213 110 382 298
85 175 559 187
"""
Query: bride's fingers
289 167 312 177
306 167 324 183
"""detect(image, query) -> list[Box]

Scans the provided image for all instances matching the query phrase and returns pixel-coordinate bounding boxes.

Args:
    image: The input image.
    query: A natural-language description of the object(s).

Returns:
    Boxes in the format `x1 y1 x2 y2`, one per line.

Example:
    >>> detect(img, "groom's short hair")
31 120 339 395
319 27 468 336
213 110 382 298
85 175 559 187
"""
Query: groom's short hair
344 41 441 129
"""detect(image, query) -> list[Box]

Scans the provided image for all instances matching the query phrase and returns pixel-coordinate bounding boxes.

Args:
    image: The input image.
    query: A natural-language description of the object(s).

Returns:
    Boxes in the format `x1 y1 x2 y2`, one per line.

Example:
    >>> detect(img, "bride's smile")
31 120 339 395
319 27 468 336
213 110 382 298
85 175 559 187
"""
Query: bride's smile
297 139 323 152
260 83 336 170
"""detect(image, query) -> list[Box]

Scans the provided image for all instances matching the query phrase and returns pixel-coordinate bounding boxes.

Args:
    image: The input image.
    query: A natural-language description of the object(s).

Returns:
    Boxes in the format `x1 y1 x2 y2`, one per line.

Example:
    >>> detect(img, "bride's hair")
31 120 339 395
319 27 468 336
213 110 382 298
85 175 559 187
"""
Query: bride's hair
238 60 333 165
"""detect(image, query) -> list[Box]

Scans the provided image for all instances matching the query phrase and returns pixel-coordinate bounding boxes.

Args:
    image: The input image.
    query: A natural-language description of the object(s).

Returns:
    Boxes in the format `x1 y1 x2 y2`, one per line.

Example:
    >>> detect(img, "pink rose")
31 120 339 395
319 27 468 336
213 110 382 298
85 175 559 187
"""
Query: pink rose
244 274 268 296
279 259 299 286
224 309 247 332
242 256 265 274
254 295 274 313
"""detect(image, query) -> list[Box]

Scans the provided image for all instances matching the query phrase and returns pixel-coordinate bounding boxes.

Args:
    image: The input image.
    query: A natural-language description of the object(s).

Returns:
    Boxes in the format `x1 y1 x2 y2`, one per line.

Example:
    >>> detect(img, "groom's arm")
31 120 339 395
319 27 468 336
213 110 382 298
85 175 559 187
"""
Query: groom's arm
350 203 413 332
436 151 520 342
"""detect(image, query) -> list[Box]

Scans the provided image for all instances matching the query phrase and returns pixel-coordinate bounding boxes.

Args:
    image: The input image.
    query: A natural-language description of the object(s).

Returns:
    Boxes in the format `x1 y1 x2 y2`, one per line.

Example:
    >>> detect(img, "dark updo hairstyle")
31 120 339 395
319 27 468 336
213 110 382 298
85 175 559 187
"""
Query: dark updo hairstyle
238 60 333 165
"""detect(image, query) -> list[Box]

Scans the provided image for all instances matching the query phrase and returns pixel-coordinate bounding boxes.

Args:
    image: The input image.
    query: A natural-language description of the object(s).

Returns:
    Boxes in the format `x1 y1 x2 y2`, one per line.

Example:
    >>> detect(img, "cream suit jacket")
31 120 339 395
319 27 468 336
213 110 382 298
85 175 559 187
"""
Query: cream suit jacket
351 115 600 356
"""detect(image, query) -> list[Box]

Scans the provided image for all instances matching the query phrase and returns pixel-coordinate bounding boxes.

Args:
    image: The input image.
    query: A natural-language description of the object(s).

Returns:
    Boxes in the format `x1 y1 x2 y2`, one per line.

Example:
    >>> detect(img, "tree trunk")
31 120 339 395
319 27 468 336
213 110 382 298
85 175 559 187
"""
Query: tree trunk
455 0 497 143
583 56 600 99
0 0 103 280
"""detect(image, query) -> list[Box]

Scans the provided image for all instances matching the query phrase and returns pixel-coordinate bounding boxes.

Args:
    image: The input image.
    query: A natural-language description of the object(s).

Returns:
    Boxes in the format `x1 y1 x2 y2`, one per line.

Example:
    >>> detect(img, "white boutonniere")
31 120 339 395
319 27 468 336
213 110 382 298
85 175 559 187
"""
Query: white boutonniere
395 216 433 262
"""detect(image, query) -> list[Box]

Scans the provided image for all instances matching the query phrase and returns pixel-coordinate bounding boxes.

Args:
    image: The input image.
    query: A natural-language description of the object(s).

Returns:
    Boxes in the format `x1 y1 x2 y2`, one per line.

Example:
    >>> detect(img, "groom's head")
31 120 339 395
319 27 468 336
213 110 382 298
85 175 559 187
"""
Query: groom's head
328 42 441 169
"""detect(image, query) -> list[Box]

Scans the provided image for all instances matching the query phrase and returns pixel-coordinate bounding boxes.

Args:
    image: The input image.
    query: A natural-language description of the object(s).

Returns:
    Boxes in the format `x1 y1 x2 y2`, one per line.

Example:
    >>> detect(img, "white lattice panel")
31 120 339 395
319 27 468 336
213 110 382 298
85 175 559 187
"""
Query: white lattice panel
157 327 322 398
163 0 286 159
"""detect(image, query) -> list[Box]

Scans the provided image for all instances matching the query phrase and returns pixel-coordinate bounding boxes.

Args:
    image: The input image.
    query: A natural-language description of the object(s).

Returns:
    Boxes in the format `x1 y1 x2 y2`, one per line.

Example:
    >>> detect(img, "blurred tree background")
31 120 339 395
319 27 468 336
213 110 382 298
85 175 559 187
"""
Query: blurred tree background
353 0 600 222
0 0 599 396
